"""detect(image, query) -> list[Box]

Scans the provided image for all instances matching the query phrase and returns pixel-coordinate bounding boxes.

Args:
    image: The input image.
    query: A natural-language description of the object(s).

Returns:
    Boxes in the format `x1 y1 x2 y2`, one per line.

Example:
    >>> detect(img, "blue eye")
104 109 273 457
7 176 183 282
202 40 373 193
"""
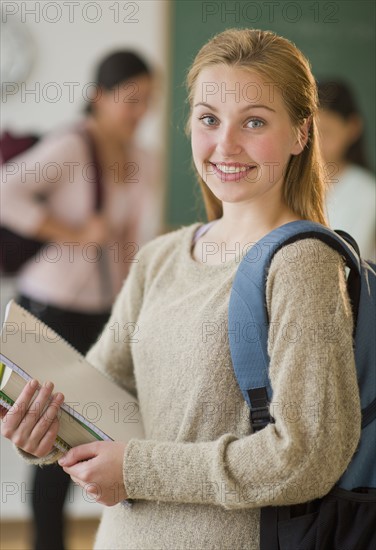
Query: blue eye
199 115 217 126
247 119 264 129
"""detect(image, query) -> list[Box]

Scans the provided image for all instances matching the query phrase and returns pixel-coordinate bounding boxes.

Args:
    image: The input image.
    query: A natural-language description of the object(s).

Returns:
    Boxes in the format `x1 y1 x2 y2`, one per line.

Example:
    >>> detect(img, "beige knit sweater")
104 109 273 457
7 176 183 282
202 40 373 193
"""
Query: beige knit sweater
19 222 361 550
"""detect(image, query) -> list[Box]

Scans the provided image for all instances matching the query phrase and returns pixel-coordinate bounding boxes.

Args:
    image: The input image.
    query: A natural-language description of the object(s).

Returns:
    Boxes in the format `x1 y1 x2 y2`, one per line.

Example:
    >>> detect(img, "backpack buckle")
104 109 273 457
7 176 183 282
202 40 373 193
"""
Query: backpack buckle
247 387 274 432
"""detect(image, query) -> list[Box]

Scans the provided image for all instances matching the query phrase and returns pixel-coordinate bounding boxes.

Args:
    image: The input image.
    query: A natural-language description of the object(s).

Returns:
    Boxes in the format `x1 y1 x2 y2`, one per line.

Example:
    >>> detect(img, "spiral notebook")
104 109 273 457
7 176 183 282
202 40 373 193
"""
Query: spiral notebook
0 300 145 452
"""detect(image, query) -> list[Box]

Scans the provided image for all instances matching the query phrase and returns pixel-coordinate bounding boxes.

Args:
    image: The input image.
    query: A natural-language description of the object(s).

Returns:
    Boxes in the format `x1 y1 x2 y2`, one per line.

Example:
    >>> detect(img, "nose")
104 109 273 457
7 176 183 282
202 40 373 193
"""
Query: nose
216 125 243 158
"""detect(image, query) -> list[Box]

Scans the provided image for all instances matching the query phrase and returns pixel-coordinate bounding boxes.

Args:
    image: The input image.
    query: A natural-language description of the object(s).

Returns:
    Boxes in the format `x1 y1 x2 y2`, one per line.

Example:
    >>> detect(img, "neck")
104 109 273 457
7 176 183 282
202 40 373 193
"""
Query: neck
217 197 301 244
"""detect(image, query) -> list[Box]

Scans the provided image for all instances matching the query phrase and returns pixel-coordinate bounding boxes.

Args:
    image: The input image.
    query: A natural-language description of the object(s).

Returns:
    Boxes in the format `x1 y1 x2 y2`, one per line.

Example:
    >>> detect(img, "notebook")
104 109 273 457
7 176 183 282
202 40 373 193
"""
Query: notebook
0 300 144 452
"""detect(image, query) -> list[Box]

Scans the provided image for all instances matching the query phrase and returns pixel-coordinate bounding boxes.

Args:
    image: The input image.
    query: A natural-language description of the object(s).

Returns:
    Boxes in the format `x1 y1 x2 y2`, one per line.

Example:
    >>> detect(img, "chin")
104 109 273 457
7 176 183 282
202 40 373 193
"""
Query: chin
206 180 255 203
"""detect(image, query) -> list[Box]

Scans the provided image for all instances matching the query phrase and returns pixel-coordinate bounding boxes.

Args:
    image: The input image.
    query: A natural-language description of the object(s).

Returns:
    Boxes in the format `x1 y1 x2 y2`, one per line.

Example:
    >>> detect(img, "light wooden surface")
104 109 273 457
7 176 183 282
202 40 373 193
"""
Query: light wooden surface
0 518 100 550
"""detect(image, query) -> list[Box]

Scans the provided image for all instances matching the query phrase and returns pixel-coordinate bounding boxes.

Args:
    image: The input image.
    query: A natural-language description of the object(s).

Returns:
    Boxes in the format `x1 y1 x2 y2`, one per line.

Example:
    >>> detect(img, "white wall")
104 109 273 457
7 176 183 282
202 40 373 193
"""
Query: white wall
1 0 170 150
0 0 171 520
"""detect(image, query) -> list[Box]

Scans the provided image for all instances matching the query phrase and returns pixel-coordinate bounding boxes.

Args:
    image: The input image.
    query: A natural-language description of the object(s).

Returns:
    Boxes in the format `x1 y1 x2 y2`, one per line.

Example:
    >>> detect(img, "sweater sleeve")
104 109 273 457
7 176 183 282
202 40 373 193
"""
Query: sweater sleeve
13 445 65 466
122 239 361 509
14 248 147 466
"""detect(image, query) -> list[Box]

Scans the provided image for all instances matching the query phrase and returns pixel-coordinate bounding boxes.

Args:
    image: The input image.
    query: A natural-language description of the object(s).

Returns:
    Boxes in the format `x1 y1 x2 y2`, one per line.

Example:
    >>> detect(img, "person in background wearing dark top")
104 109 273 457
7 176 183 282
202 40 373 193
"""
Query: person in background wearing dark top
317 80 376 260
0 50 162 550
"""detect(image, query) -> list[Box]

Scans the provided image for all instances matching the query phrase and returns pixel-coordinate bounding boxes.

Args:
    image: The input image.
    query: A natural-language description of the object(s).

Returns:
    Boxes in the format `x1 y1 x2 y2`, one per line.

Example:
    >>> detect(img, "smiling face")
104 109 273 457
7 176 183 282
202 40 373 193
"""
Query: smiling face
191 65 307 208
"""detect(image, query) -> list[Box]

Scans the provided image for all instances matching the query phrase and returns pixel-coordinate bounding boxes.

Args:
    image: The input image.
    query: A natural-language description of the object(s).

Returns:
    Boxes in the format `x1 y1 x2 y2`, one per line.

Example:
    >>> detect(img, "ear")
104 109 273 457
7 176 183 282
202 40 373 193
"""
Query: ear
291 117 311 155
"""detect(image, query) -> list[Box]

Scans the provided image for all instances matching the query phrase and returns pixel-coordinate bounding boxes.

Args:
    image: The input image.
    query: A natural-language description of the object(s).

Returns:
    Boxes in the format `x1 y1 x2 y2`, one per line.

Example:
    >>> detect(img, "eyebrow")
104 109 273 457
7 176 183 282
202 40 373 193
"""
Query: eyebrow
194 102 276 113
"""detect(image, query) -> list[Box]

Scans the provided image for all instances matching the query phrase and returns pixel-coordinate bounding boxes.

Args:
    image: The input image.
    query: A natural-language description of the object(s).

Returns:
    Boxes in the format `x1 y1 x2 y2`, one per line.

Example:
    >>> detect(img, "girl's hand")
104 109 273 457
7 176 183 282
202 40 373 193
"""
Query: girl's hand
0 379 64 457
58 441 127 506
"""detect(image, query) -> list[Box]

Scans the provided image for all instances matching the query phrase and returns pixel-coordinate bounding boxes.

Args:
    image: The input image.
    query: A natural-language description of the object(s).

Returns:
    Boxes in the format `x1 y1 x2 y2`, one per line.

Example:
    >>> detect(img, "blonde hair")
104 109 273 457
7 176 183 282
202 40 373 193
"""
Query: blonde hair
185 28 328 225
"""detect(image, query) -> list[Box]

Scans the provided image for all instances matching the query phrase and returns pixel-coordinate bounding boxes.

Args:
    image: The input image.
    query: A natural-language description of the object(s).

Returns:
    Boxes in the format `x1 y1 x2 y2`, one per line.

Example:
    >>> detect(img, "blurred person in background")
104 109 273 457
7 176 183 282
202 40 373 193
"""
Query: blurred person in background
317 79 376 260
0 50 163 550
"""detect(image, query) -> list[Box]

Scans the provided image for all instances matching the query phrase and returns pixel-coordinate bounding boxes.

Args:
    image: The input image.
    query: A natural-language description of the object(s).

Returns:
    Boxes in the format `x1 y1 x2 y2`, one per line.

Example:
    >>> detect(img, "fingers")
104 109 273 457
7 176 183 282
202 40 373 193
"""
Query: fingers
1 379 39 437
69 475 83 487
29 392 64 456
68 475 99 499
1 378 65 457
58 442 98 467
12 380 56 440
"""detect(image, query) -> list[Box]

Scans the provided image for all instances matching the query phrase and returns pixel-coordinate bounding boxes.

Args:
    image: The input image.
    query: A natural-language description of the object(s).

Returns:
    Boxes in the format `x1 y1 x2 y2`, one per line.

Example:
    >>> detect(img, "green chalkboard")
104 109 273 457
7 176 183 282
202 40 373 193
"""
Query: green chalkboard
167 0 375 227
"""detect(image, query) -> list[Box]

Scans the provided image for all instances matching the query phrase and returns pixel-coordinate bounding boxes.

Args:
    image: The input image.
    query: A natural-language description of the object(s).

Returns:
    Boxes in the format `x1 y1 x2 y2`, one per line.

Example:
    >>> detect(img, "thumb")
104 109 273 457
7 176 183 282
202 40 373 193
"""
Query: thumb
58 442 98 467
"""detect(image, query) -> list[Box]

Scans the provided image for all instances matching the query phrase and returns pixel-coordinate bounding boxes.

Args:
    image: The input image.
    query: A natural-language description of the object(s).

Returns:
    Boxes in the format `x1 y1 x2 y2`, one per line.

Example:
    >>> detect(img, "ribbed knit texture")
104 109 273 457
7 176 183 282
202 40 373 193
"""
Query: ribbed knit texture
18 223 361 549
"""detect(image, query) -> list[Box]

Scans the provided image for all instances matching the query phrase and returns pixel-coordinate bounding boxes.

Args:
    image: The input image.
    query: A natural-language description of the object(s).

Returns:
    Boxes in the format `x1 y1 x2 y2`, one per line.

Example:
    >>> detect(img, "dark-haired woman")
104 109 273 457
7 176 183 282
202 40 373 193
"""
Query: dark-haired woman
0 50 162 550
318 80 375 260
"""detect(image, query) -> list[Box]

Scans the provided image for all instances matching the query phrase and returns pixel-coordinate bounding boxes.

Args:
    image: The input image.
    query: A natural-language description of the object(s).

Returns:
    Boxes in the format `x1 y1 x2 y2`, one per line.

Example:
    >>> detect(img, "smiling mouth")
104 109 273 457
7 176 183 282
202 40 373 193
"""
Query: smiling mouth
209 162 256 175
209 162 257 182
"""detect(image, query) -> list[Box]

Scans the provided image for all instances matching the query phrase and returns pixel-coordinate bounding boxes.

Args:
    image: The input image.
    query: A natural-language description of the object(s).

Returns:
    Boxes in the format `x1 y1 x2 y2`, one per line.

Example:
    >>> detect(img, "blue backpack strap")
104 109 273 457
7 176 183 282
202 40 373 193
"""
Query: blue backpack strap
228 220 361 432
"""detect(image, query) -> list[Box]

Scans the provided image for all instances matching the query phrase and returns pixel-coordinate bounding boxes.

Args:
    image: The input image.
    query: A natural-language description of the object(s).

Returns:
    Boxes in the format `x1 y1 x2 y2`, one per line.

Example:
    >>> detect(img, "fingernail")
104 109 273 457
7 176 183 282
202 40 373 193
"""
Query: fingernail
58 457 66 465
44 381 53 390
30 379 38 389
55 392 64 403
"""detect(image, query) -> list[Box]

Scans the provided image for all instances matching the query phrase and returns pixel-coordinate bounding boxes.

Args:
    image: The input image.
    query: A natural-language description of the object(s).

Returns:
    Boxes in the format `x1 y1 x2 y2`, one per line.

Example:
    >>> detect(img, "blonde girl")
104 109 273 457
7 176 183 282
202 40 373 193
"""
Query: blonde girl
1 29 360 550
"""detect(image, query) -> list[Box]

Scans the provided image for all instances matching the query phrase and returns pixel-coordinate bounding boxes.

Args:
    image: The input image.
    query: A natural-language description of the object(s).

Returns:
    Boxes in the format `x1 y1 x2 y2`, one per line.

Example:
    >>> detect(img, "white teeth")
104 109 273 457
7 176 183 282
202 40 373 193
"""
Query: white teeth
215 163 252 173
